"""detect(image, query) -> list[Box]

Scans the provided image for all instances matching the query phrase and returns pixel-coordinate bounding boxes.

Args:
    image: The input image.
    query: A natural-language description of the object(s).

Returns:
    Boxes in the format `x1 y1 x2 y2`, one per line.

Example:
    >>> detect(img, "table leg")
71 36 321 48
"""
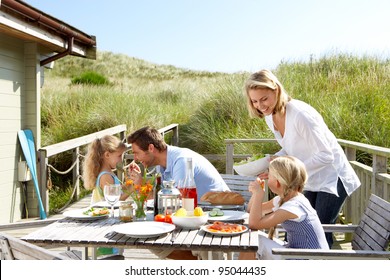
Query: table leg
91 247 98 260
226 252 233 260
82 247 88 260
208 251 212 259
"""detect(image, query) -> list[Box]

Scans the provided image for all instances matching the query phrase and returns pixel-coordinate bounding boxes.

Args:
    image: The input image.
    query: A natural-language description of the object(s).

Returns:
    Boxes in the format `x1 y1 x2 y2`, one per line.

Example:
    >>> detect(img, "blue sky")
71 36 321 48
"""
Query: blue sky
25 0 390 73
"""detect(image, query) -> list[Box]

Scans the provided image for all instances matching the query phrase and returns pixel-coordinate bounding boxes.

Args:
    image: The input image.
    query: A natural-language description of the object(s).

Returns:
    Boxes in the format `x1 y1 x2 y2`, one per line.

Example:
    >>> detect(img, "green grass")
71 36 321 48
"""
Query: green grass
71 71 111 85
42 51 390 211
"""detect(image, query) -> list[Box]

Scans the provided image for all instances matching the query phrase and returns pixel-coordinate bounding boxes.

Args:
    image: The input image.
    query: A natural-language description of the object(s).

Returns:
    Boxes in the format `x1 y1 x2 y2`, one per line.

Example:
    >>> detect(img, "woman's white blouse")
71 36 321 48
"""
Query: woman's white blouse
265 99 360 196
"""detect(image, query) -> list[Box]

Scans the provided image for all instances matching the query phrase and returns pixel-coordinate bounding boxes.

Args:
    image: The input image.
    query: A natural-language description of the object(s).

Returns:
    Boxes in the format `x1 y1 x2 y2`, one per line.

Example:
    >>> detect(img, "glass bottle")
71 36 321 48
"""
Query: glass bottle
179 157 198 211
119 200 133 222
153 173 163 217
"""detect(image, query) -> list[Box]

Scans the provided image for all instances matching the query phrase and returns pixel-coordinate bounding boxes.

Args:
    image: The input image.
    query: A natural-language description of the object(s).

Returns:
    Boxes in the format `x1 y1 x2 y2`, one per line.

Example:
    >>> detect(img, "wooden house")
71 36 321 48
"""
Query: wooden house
0 0 96 223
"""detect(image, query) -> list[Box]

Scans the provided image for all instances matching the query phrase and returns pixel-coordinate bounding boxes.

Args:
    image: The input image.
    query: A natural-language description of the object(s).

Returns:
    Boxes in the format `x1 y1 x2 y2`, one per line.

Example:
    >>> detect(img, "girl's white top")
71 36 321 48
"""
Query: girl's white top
265 99 360 196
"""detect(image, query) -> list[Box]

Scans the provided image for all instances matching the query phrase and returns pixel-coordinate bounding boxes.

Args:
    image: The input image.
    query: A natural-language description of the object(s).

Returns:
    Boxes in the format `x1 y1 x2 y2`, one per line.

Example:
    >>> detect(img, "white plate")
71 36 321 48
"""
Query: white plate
63 208 109 221
114 221 175 238
91 200 121 208
233 155 270 176
201 224 248 236
207 210 248 222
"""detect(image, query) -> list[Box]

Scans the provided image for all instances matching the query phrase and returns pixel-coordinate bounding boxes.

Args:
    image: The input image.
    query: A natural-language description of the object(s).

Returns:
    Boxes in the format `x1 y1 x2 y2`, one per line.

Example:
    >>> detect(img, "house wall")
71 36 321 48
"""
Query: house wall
0 32 41 223
23 42 42 220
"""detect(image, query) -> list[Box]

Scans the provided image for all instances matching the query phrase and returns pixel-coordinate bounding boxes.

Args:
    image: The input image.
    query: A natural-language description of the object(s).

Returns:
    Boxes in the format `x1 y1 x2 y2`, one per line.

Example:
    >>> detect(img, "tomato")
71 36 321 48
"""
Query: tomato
164 214 172 224
154 214 165 222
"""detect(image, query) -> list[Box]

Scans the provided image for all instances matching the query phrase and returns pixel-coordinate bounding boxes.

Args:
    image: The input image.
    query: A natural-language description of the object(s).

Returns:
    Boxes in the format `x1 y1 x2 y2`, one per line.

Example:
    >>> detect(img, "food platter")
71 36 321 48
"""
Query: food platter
207 210 248 222
233 155 270 176
63 208 109 221
201 223 248 236
114 221 175 238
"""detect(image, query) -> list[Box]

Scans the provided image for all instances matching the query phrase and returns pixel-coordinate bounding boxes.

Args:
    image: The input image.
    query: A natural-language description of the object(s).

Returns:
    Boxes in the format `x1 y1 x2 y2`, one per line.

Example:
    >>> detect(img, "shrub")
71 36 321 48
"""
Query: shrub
71 71 110 85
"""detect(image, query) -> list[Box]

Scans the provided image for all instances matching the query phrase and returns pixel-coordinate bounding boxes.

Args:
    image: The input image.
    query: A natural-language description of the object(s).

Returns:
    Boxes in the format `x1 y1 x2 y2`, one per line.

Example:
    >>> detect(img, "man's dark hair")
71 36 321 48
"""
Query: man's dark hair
127 126 167 152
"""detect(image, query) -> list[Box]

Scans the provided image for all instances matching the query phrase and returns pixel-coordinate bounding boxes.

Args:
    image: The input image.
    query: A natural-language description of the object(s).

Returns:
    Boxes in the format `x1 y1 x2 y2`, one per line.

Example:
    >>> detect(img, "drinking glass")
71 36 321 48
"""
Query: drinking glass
103 184 121 218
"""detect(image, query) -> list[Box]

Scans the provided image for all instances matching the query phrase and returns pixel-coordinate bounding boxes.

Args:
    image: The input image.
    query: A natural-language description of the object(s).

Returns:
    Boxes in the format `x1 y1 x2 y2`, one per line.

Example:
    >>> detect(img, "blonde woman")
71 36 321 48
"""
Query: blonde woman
248 156 328 259
244 69 360 247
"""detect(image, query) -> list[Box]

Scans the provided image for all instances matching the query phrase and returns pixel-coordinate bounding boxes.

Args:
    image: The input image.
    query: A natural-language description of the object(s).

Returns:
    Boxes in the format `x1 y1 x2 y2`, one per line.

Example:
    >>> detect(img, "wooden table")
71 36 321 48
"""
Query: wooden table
21 216 259 260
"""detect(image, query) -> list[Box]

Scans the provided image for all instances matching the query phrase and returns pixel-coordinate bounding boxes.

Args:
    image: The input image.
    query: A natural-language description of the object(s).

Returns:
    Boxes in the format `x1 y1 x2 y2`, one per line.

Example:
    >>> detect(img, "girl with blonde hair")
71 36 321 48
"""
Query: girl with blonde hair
82 135 130 204
247 156 328 259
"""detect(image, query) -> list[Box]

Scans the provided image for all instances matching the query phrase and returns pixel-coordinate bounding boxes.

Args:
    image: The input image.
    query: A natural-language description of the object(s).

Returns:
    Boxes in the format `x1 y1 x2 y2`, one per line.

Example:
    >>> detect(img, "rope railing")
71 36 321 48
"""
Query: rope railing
46 153 83 213
47 155 80 175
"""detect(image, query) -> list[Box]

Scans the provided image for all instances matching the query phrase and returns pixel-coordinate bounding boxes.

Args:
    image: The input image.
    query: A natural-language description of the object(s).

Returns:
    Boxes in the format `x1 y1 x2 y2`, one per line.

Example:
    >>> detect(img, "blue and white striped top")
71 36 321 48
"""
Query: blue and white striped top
273 194 329 249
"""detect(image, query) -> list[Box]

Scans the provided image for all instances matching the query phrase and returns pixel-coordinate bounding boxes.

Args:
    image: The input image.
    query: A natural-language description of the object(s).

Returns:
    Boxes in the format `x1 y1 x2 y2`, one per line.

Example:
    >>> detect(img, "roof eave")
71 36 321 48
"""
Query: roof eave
0 0 96 60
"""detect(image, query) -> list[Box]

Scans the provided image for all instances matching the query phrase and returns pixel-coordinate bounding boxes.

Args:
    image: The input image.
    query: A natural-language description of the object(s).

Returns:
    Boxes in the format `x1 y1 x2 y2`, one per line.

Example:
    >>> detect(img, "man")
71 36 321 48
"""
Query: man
127 126 230 199
127 126 230 260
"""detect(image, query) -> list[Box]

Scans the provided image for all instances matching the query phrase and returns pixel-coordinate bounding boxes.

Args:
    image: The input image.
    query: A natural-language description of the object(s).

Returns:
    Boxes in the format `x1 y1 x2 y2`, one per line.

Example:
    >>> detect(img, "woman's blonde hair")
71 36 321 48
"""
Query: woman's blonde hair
267 156 307 239
82 135 127 190
244 69 291 118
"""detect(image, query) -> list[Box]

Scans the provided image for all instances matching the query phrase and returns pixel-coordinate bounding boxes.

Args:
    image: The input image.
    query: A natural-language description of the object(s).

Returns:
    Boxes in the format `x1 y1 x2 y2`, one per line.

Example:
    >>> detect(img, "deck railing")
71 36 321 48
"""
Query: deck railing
224 138 390 224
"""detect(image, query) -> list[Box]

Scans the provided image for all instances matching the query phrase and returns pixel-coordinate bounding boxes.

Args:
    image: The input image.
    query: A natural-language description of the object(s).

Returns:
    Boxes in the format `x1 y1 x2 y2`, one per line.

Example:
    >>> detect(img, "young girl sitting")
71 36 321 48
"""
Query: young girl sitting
82 135 131 205
82 135 131 258
248 156 329 259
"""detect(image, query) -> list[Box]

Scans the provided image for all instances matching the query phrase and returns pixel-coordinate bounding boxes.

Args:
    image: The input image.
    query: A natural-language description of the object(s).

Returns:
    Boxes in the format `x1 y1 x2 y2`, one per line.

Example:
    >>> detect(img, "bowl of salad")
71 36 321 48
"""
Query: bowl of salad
233 154 270 176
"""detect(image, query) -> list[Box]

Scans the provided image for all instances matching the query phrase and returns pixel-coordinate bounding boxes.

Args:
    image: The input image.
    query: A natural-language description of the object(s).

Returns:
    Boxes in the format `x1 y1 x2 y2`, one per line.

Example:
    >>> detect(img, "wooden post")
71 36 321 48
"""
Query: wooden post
73 147 80 201
226 143 234 174
37 149 49 215
172 125 179 146
119 130 125 142
343 146 357 224
372 155 387 197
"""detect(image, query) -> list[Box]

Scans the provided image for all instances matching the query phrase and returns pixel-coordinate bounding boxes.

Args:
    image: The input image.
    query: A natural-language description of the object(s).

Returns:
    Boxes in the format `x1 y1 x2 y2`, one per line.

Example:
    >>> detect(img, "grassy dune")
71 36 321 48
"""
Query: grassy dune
43 51 389 152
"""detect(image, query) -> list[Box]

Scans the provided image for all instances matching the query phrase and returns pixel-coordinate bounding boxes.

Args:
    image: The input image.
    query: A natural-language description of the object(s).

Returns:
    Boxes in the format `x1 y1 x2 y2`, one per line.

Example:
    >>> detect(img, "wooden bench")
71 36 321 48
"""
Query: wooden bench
272 194 390 259
221 174 258 203
0 232 79 260
0 232 126 260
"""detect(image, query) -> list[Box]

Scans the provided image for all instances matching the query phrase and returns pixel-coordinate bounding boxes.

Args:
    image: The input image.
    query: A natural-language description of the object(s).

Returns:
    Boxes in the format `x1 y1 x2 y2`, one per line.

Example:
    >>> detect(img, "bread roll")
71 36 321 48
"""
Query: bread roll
200 191 245 205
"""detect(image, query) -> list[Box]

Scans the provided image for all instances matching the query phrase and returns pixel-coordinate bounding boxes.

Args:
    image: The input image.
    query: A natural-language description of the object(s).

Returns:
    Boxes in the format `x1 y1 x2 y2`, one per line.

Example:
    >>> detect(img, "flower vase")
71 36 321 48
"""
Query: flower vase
134 200 147 221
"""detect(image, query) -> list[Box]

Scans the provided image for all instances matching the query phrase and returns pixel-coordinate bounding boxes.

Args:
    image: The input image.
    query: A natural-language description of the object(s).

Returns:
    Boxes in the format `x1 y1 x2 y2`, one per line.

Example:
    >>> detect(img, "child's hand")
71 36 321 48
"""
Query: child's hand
248 178 265 195
128 161 142 185
129 161 141 173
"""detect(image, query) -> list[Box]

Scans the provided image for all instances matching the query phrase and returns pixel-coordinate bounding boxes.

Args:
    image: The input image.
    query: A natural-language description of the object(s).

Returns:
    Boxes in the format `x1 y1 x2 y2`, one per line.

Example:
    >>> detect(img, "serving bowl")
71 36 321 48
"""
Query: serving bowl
233 155 270 176
171 212 208 229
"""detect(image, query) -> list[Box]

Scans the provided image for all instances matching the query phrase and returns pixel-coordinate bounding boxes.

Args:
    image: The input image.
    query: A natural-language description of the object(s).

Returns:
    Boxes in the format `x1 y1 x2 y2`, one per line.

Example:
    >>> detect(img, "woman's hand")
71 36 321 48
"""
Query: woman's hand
257 155 277 180
257 170 269 180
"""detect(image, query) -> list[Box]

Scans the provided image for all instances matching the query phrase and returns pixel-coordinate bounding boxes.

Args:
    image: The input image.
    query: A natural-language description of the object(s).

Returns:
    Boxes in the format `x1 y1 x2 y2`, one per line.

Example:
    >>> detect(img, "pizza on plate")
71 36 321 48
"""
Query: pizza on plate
206 221 247 233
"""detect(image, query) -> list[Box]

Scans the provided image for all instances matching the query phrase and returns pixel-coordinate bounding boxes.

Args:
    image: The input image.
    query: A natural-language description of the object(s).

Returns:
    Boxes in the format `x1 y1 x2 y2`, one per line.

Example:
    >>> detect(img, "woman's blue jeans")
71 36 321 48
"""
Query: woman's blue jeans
303 178 347 248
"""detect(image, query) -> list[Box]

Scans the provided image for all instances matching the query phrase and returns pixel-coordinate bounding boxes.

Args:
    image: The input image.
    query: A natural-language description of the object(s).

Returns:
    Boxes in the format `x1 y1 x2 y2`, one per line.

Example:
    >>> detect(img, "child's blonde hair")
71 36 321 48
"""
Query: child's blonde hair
267 156 308 239
82 135 127 190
